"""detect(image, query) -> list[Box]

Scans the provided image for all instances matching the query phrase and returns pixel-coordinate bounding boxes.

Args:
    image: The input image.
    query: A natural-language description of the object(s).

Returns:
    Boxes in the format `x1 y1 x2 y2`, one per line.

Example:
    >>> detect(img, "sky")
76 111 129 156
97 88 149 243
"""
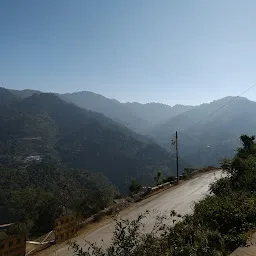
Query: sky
1 0 256 106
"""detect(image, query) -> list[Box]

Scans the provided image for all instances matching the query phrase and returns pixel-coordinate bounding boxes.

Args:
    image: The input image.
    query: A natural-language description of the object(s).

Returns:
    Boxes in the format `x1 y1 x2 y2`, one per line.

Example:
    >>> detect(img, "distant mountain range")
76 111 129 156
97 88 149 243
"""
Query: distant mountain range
124 102 194 127
0 88 186 193
148 96 256 166
10 89 194 134
60 91 151 134
3 87 256 168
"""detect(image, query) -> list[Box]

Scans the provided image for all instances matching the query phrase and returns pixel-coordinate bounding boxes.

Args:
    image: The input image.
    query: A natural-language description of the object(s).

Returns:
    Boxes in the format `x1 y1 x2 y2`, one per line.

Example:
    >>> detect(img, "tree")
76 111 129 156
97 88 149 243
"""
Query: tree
76 190 111 218
237 134 256 159
129 179 141 195
154 170 163 185
240 134 255 151
0 163 118 237
8 188 62 236
219 158 231 171
162 175 175 183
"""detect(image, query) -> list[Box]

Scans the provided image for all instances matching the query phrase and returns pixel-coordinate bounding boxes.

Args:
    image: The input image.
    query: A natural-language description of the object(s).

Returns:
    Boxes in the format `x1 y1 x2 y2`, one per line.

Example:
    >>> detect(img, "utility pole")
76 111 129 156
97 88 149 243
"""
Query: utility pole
175 131 179 185
171 131 179 185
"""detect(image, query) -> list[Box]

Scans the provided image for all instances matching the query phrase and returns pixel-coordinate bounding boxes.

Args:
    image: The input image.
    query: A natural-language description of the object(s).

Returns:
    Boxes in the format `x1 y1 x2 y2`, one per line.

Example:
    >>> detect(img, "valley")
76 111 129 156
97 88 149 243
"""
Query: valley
1 87 256 256
5 87 256 168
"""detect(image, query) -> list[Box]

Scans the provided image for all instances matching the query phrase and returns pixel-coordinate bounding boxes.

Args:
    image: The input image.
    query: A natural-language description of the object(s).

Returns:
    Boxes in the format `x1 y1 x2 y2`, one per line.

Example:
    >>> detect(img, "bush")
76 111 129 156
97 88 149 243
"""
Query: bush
162 176 175 183
69 212 169 256
193 193 256 251
129 179 141 195
210 177 231 196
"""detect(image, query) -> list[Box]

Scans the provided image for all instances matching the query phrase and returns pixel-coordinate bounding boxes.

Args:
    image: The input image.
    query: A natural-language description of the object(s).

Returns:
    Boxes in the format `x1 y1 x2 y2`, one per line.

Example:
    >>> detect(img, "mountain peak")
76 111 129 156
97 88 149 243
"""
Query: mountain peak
9 88 41 99
210 96 249 105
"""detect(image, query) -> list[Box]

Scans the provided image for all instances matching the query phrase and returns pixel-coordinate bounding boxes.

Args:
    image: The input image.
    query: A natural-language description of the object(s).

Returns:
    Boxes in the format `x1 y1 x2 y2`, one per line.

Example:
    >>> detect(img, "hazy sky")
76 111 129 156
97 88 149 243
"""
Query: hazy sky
1 0 256 105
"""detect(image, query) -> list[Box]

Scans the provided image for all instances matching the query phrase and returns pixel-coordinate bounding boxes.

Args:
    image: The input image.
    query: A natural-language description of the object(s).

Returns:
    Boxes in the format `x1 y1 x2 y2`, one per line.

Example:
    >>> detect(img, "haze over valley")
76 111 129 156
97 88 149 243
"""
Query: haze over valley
3 87 256 170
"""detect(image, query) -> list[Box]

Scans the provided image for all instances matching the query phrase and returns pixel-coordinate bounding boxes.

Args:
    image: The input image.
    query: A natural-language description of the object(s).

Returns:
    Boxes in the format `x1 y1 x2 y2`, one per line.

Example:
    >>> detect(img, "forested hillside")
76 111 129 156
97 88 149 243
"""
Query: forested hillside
4 87 256 169
0 89 183 193
61 91 150 133
149 97 256 166
6 88 192 134
9 88 41 99
61 92 193 132
0 87 20 105
0 163 117 236
0 89 188 236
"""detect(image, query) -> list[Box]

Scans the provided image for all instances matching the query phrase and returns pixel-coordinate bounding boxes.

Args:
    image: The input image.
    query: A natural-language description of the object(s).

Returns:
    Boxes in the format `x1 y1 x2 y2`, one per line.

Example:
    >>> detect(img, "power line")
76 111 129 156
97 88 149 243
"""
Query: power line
169 82 256 151
180 82 256 132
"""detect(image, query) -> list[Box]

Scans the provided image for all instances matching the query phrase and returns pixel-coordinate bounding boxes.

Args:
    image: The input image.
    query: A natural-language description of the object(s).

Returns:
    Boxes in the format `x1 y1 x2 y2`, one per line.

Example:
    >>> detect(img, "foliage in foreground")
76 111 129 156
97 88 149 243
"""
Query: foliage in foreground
70 134 256 256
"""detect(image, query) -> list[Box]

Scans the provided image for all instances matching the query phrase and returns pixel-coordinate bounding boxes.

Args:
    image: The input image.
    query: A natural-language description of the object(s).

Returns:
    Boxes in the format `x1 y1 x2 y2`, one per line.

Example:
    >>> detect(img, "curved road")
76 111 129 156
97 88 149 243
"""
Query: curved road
41 170 224 256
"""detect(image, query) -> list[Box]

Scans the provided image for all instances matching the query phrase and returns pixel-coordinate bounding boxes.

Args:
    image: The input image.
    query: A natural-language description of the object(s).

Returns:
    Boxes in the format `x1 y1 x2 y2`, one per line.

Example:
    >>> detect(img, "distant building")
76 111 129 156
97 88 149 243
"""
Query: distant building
24 155 42 163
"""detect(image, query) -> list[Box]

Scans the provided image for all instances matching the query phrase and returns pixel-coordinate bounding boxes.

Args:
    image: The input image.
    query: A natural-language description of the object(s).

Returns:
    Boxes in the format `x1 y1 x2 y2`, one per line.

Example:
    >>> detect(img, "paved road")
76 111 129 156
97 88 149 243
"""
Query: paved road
41 170 224 256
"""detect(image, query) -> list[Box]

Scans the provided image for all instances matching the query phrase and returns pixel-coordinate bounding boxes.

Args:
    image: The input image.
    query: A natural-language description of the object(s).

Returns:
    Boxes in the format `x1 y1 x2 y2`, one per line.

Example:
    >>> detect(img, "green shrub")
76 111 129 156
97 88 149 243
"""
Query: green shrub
162 175 175 183
193 192 256 251
129 179 142 195
210 177 231 196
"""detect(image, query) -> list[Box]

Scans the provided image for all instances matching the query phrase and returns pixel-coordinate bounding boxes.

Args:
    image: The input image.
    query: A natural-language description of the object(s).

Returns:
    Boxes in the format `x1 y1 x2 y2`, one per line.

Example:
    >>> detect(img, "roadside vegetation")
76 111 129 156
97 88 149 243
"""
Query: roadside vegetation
70 134 256 256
